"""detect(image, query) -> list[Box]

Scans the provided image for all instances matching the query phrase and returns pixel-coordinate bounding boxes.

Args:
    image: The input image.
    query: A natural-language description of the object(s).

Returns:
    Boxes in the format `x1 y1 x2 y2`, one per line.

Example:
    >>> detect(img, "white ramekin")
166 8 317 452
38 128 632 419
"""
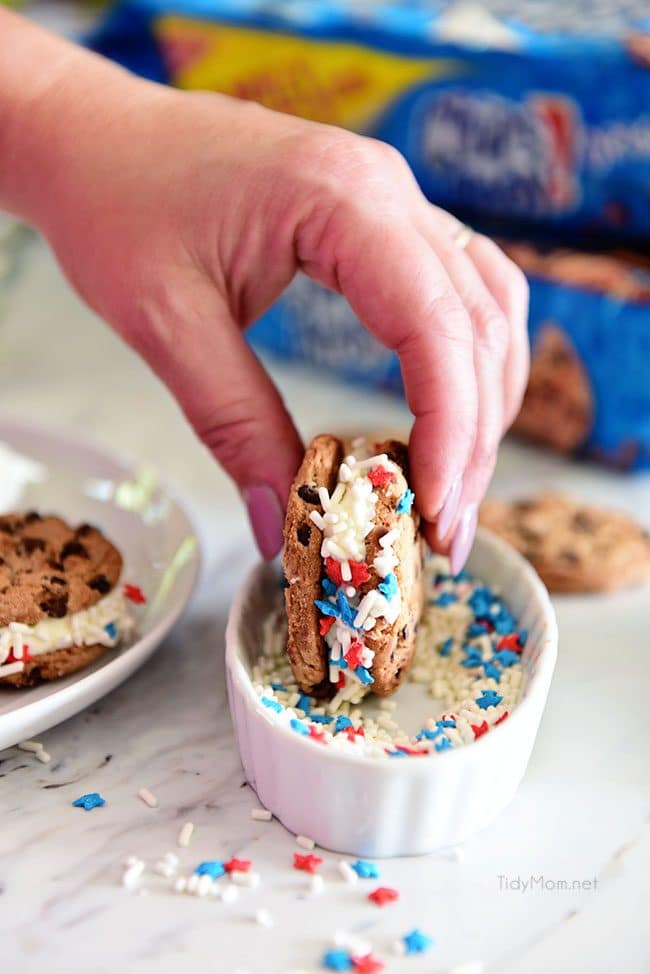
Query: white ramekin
225 528 557 857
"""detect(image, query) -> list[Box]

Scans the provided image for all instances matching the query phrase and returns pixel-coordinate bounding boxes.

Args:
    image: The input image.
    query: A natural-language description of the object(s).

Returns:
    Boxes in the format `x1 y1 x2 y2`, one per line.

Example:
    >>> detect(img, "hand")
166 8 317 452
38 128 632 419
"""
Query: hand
3 27 529 569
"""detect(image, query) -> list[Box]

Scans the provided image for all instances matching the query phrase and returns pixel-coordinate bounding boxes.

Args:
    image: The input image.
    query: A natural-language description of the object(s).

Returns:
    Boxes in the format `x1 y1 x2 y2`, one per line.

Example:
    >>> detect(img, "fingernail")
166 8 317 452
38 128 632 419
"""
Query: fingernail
450 504 477 576
243 485 284 560
436 475 463 541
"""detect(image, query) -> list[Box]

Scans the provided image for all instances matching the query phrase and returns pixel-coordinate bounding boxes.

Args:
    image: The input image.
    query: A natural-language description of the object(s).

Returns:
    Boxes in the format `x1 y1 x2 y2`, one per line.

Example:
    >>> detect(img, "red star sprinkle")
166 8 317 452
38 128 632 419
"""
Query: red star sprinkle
472 720 489 739
344 640 365 670
368 886 399 906
325 558 371 588
7 644 31 664
368 466 395 489
345 725 365 743
352 954 385 973
497 633 522 652
309 725 327 744
319 616 335 636
495 711 509 725
224 857 251 874
123 583 147 604
293 853 323 874
336 671 347 689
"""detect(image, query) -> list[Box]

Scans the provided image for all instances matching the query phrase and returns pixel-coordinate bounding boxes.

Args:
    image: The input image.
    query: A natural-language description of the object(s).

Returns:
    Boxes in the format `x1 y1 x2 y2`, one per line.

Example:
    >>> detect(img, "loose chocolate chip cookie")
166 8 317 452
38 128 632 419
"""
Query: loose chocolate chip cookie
480 493 650 593
0 512 123 687
283 434 423 697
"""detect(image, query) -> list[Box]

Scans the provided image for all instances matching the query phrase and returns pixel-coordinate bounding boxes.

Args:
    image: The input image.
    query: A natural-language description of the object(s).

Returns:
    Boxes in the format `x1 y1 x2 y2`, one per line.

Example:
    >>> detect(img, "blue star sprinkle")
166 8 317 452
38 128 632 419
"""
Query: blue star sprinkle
336 589 359 628
351 859 379 879
476 690 503 710
519 629 528 645
354 666 374 686
334 715 353 734
261 696 283 713
439 637 453 657
290 718 310 735
403 928 434 954
396 489 415 515
194 860 225 879
72 792 105 811
482 660 502 682
104 622 117 640
378 573 398 600
387 748 408 757
315 598 339 618
437 718 456 728
330 655 348 669
322 949 352 971
433 592 458 607
493 649 520 668
310 714 334 724
297 693 312 714
270 682 286 691
435 736 452 752
467 621 489 638
416 727 441 741
322 577 337 597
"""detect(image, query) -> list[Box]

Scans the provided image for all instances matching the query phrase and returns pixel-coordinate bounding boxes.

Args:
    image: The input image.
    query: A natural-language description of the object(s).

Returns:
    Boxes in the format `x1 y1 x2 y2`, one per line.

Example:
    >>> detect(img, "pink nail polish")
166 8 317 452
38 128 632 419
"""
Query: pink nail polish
243 485 284 560
436 475 463 541
450 504 477 576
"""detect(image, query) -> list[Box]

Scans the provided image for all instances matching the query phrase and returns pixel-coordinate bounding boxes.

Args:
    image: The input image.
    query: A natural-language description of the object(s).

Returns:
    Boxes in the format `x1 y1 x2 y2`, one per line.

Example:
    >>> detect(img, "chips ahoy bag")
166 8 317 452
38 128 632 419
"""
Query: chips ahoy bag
89 0 650 239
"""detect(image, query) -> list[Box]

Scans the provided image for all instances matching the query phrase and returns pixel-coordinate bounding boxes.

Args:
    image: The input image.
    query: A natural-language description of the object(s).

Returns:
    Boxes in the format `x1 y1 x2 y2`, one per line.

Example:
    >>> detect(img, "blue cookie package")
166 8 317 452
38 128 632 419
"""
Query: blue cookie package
89 0 650 239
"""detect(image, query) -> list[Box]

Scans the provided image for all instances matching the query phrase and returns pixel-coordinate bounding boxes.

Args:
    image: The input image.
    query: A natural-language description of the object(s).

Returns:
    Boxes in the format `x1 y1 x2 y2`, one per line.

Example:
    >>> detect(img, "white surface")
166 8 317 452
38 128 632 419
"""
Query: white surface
0 419 199 751
226 530 558 856
0 243 649 973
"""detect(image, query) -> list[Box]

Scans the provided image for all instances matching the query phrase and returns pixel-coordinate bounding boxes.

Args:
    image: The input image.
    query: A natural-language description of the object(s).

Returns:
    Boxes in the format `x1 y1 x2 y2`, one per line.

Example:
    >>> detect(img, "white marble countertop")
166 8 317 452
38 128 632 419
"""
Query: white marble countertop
0 240 648 974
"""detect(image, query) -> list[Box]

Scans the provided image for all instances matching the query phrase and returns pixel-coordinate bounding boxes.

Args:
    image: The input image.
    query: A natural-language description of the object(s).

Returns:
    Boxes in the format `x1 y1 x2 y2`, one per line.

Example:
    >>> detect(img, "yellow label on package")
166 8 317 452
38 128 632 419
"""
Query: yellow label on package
154 17 458 129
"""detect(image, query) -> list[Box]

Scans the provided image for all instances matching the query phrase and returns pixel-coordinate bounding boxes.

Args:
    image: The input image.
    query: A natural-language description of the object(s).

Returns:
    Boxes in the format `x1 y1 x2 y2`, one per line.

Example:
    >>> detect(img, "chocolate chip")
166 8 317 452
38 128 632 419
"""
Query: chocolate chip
60 540 89 560
24 511 42 524
49 576 67 586
88 574 111 594
20 537 46 555
399 626 409 640
559 549 579 564
297 484 320 505
297 524 311 546
39 594 68 618
47 559 64 572
0 520 15 535
572 512 596 532
75 523 96 537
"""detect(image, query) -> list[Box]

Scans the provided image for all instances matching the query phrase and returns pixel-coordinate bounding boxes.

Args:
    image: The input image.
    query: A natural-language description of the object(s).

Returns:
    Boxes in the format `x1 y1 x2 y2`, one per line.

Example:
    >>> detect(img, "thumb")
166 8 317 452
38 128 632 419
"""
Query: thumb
124 277 302 559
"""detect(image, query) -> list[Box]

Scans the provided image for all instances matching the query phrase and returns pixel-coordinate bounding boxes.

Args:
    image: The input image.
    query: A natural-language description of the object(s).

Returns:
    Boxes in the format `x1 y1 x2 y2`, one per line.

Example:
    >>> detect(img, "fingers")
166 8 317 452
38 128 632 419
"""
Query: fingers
298 205 479 526
122 273 303 559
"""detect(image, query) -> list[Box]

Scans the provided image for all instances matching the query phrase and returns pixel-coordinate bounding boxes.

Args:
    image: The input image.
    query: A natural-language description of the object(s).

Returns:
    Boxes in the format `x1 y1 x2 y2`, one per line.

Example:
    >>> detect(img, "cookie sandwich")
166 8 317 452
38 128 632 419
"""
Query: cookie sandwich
0 512 140 687
283 435 423 705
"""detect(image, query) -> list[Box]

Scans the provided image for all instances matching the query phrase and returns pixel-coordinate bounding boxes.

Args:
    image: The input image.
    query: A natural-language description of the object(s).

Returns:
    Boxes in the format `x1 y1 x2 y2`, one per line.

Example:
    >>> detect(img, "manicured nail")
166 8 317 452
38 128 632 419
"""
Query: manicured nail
436 475 463 541
243 485 284 560
450 504 477 576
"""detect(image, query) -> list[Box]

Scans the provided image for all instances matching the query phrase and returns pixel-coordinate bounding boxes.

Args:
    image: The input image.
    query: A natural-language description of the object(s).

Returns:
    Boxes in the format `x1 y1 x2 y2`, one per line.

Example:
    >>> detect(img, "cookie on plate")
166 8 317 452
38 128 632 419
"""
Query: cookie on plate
0 512 137 687
479 493 650 593
283 434 423 701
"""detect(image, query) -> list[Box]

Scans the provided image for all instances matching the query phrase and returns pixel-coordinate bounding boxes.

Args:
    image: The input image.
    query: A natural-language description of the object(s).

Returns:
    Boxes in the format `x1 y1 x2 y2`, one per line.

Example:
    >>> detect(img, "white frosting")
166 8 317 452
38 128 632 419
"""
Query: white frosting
309 443 404 703
0 587 135 669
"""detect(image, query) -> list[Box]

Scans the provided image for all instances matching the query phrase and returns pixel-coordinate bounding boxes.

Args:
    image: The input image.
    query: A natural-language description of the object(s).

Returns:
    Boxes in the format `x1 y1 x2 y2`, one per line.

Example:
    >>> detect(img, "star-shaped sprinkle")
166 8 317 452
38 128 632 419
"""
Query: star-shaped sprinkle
378 573 398 600
320 616 336 636
224 857 251 874
293 852 323 874
493 648 519 667
433 591 458 606
496 711 509 725
368 886 399 906
123 583 146 604
194 860 225 879
72 792 105 811
297 693 312 714
396 489 415 515
290 718 310 736
497 633 522 652
434 736 452 752
472 721 489 739
325 558 371 589
261 696 283 713
354 666 374 686
335 715 353 734
345 725 364 743
482 661 502 682
344 640 365 670
322 949 352 971
351 859 379 879
352 954 385 973
309 725 327 744
439 636 453 657
403 929 434 954
476 690 503 710
368 466 395 489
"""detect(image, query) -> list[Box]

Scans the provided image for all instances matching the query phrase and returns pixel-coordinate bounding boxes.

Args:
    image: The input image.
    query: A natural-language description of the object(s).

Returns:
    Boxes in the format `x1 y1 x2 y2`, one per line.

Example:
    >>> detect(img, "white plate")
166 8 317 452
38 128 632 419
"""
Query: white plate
0 417 199 750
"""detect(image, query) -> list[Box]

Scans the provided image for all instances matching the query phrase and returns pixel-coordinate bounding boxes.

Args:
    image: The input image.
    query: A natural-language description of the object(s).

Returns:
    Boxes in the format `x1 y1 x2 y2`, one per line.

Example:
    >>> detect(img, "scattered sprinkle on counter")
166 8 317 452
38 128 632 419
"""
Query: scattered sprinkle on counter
293 852 323 873
351 859 379 879
138 786 158 808
72 792 105 810
177 821 194 847
402 928 434 954
367 886 399 907
251 807 272 821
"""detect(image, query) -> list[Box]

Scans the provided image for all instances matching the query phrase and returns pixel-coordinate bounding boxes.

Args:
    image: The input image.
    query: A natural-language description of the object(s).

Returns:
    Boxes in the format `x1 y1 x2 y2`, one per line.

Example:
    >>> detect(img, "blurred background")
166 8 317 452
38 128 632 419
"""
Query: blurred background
1 0 649 473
